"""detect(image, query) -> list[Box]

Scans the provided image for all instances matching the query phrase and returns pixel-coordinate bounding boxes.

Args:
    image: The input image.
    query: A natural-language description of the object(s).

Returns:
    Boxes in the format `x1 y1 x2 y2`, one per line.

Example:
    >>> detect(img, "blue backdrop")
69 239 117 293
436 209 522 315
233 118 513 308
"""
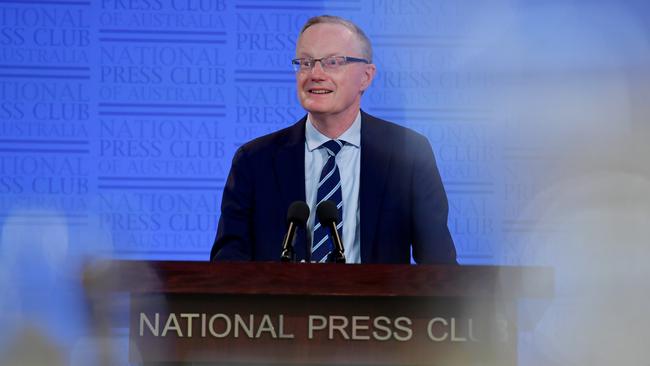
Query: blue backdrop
0 0 510 264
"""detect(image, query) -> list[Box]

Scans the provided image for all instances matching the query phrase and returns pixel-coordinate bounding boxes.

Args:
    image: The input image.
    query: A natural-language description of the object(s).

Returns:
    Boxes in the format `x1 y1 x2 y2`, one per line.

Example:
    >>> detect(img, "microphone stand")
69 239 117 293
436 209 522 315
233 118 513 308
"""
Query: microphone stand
280 221 297 262
328 222 346 263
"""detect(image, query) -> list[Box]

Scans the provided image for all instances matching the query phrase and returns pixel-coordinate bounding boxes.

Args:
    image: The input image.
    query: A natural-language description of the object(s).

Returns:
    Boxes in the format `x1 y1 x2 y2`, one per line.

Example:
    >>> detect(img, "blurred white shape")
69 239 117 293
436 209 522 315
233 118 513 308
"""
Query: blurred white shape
0 209 69 275
514 139 650 365
455 1 650 364
0 208 116 364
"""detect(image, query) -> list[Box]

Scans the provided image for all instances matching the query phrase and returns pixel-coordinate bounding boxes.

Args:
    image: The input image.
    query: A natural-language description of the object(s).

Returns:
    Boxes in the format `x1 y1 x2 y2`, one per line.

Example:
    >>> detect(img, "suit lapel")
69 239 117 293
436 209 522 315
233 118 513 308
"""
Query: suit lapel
359 111 392 263
273 117 308 260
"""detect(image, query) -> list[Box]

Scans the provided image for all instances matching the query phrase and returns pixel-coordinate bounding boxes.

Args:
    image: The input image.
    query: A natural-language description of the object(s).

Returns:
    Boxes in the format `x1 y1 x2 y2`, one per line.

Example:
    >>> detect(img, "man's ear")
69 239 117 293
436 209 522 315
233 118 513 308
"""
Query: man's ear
360 63 377 92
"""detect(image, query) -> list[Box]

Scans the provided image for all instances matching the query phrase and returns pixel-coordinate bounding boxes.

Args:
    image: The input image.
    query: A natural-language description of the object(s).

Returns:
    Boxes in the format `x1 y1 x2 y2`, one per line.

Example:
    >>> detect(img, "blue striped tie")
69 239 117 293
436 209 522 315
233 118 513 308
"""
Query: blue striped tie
311 139 344 263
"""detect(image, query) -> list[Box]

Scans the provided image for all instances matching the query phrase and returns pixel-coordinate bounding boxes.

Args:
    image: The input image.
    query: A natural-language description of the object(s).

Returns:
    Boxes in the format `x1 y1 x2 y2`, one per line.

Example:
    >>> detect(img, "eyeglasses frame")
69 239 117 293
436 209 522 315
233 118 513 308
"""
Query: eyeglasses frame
291 56 370 72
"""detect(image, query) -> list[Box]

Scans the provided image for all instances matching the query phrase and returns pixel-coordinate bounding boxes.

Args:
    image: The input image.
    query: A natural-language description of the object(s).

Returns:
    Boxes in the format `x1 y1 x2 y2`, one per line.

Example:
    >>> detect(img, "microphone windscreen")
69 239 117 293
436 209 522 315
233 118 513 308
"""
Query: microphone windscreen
287 201 310 226
316 200 339 225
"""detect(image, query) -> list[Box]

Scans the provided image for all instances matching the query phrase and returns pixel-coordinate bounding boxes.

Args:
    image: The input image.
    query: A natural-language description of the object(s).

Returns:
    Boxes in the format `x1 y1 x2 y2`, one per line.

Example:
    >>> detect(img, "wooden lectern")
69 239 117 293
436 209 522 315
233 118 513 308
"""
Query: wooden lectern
88 261 553 366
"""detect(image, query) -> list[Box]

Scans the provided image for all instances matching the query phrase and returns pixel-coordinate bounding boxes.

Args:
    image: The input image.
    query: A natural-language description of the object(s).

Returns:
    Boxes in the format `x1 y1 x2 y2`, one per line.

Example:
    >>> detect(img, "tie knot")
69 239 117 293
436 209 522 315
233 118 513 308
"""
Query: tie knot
321 140 343 156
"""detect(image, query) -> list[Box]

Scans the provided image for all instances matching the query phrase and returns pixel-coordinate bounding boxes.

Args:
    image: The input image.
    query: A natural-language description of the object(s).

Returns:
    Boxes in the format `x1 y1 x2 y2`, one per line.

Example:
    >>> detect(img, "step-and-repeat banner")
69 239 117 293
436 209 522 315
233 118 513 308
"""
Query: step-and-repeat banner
0 1 513 263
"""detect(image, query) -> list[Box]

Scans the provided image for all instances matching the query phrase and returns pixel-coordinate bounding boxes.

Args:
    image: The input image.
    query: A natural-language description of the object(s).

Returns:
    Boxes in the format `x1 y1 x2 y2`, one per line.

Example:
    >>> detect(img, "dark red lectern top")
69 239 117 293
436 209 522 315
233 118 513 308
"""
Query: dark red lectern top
94 260 553 298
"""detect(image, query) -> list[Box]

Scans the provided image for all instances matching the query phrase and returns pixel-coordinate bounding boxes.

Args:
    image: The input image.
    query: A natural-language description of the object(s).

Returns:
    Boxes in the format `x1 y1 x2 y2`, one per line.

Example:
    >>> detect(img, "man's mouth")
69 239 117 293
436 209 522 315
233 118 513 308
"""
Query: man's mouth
309 89 333 94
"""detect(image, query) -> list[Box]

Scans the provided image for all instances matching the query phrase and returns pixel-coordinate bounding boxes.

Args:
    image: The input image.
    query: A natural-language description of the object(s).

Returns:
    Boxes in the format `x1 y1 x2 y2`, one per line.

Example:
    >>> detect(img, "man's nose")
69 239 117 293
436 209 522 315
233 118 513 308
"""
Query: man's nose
309 60 327 78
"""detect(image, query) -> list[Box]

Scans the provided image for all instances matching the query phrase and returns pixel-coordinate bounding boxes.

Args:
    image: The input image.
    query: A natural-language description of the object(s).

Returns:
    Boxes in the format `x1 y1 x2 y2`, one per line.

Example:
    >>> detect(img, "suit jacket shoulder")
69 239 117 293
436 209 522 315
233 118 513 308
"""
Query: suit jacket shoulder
361 111 431 151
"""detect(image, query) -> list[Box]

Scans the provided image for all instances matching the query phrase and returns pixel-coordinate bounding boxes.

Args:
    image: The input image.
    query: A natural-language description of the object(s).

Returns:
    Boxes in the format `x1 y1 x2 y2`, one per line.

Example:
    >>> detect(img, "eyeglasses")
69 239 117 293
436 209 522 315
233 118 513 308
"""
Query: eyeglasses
291 56 370 72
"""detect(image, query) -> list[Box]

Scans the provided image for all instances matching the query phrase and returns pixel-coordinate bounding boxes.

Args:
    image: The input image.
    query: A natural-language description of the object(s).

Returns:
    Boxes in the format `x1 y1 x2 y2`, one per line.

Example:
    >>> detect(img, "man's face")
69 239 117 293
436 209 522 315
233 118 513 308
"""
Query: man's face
295 23 376 120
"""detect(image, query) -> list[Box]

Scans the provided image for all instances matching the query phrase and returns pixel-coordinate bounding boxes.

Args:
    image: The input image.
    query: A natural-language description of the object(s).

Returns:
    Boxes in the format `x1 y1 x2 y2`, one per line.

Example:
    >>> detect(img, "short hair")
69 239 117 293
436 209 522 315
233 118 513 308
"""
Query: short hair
299 15 373 62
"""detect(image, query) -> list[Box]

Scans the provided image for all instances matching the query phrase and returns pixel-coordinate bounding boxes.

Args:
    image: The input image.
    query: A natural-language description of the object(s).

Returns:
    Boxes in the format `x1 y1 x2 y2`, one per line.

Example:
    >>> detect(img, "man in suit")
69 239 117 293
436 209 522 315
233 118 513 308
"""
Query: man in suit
211 15 456 264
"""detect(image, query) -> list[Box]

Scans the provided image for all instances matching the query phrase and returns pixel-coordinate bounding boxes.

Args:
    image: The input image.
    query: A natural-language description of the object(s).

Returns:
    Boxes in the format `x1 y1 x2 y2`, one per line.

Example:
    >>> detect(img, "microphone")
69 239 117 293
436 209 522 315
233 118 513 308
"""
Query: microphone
316 200 345 263
280 201 310 262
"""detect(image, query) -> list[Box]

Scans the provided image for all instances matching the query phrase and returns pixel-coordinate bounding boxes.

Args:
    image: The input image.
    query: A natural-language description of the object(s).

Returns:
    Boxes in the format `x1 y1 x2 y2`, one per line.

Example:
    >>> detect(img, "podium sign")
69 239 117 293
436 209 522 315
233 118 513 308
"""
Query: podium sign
98 261 552 365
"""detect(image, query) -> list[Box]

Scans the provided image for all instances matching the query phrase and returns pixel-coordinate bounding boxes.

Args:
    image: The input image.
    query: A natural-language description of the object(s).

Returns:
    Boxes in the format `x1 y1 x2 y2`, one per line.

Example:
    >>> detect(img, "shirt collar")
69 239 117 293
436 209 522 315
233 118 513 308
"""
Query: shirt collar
305 111 361 152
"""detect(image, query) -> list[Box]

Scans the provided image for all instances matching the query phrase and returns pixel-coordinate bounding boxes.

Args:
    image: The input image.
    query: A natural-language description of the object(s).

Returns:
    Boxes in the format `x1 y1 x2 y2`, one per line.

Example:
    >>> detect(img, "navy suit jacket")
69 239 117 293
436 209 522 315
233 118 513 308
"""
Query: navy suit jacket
211 111 456 264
